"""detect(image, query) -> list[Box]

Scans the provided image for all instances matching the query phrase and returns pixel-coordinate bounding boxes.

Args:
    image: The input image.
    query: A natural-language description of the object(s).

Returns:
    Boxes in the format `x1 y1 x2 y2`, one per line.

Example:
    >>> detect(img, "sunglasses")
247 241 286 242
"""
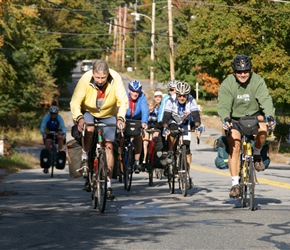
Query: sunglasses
235 70 250 74
169 88 175 92
177 94 188 98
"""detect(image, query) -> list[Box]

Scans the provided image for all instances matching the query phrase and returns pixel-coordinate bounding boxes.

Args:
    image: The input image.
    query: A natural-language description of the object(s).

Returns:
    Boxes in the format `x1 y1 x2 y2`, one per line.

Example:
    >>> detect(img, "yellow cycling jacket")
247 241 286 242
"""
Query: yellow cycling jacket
70 68 128 121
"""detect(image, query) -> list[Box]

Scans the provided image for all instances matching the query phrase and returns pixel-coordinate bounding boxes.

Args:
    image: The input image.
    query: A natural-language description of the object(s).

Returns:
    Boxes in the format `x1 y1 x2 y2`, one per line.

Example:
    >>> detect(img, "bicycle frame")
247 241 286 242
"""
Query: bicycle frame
49 131 58 178
86 122 116 213
240 133 257 211
231 115 266 211
168 127 195 197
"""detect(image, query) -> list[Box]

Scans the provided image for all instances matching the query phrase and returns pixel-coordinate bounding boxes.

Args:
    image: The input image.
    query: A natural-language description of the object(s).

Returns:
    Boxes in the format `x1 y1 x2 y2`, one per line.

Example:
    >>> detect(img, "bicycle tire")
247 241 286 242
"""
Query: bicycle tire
50 145 57 178
90 154 97 209
146 142 154 187
91 174 97 209
248 157 255 211
168 162 175 194
97 148 107 213
123 145 133 191
180 146 188 197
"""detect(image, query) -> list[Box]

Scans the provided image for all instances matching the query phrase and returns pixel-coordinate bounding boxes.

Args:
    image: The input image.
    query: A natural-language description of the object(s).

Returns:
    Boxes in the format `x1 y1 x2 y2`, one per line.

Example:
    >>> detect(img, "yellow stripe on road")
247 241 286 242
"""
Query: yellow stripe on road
258 178 290 189
191 165 230 177
190 165 290 189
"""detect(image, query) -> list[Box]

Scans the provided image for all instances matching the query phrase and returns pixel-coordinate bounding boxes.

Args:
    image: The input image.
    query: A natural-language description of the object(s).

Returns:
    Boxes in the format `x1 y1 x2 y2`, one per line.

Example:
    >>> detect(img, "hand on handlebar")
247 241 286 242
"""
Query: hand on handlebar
223 117 232 136
77 118 85 132
162 127 170 137
266 116 276 132
117 119 125 132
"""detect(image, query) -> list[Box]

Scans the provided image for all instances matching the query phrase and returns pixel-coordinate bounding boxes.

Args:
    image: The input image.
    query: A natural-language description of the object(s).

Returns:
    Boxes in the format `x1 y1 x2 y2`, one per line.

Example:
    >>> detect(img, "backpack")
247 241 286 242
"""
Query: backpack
40 148 51 168
56 151 66 170
214 136 229 170
214 136 271 170
66 139 82 178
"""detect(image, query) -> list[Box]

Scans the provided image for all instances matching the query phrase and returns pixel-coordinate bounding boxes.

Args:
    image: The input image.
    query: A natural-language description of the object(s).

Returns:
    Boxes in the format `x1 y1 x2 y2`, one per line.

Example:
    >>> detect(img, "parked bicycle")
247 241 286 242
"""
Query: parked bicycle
228 115 271 211
85 122 117 213
166 127 199 197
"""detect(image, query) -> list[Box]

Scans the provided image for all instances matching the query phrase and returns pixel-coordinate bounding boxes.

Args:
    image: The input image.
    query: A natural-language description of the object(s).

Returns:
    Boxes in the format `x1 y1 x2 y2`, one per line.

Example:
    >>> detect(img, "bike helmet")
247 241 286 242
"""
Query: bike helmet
49 105 59 114
167 79 178 91
175 81 191 95
128 79 142 92
232 54 252 71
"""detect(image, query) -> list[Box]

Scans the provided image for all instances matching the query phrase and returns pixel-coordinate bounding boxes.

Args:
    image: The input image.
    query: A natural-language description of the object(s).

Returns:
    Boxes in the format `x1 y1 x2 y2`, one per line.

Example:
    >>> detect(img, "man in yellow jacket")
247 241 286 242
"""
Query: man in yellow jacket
70 59 128 198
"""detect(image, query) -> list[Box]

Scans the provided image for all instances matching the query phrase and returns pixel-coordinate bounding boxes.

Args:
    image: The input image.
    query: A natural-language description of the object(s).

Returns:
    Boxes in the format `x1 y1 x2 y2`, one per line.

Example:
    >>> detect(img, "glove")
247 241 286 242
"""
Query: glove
162 128 168 137
266 116 276 131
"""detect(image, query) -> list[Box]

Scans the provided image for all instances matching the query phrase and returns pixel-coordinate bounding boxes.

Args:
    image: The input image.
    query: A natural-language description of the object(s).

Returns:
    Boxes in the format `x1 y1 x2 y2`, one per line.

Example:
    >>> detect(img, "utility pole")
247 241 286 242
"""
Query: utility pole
113 18 118 67
106 20 112 62
168 0 175 80
134 0 138 75
118 6 122 68
150 0 156 91
121 5 127 72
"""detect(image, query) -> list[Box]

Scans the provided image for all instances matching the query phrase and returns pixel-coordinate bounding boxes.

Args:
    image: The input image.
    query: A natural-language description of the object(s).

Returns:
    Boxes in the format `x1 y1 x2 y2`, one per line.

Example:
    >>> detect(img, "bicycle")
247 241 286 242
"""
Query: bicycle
166 127 198 197
143 128 161 186
85 121 117 213
120 119 142 191
49 131 58 178
228 115 270 211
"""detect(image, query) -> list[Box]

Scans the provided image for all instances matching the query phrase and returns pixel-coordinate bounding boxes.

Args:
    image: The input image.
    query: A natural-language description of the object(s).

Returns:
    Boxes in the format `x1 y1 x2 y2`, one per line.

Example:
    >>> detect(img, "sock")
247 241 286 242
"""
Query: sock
134 160 139 165
253 147 261 156
107 178 111 188
82 150 88 161
231 176 239 186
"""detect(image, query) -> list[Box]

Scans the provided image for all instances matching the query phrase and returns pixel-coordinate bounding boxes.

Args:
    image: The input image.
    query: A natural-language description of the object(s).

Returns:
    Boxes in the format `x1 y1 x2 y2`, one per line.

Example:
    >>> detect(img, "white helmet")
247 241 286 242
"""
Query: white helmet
167 79 178 91
49 105 59 113
175 81 191 95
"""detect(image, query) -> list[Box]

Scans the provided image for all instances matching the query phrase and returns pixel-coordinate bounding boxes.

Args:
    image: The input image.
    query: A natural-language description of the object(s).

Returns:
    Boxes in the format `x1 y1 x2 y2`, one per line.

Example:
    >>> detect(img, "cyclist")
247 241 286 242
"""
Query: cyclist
218 54 276 198
40 105 66 174
142 97 159 169
70 59 127 198
122 79 149 174
154 90 163 108
157 80 178 123
162 81 201 185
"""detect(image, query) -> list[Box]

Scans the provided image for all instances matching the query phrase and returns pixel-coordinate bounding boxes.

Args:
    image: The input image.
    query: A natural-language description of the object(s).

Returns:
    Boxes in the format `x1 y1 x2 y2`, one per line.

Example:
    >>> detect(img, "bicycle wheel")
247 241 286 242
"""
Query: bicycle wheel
91 172 97 209
168 162 175 194
124 145 133 191
248 157 255 211
97 149 107 213
239 160 247 207
50 146 57 178
180 146 188 197
146 141 154 187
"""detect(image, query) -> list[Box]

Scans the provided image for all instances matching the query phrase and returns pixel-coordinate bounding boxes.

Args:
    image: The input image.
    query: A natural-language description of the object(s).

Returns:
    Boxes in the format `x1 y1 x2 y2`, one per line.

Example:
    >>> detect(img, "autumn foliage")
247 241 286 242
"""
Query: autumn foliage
197 72 220 97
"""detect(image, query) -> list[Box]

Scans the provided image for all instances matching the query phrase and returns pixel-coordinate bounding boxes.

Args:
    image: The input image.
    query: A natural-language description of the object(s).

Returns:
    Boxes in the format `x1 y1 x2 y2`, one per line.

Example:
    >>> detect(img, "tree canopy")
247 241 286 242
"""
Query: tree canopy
1 0 290 127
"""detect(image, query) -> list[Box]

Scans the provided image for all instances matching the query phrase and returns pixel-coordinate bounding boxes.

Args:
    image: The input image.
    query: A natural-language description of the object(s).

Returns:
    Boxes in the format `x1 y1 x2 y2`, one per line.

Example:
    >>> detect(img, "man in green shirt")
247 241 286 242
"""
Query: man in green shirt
218 54 276 198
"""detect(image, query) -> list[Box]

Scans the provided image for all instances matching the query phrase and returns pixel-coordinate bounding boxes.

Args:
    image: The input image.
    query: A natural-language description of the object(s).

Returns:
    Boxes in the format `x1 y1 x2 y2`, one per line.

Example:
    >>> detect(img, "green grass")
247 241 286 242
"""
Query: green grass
202 106 218 116
0 152 38 175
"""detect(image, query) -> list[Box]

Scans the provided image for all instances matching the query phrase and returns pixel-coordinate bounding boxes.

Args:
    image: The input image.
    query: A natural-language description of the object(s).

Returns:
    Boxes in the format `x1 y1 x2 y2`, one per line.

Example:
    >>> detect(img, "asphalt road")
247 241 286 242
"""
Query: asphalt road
1 63 290 249
2 124 290 249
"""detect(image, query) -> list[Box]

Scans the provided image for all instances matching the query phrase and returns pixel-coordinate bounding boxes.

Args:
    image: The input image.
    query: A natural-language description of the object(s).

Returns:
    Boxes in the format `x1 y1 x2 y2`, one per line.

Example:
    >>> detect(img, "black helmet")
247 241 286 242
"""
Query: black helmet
232 54 252 71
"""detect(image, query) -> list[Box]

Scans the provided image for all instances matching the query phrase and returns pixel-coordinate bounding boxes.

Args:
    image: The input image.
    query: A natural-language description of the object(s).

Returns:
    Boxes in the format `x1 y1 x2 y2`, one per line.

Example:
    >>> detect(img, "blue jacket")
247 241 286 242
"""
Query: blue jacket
40 113 66 134
125 91 149 124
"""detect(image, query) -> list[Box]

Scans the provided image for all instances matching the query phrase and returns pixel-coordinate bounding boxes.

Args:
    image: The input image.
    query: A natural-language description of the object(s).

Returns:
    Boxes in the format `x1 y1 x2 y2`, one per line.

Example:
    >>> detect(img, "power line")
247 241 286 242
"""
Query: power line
181 0 290 15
